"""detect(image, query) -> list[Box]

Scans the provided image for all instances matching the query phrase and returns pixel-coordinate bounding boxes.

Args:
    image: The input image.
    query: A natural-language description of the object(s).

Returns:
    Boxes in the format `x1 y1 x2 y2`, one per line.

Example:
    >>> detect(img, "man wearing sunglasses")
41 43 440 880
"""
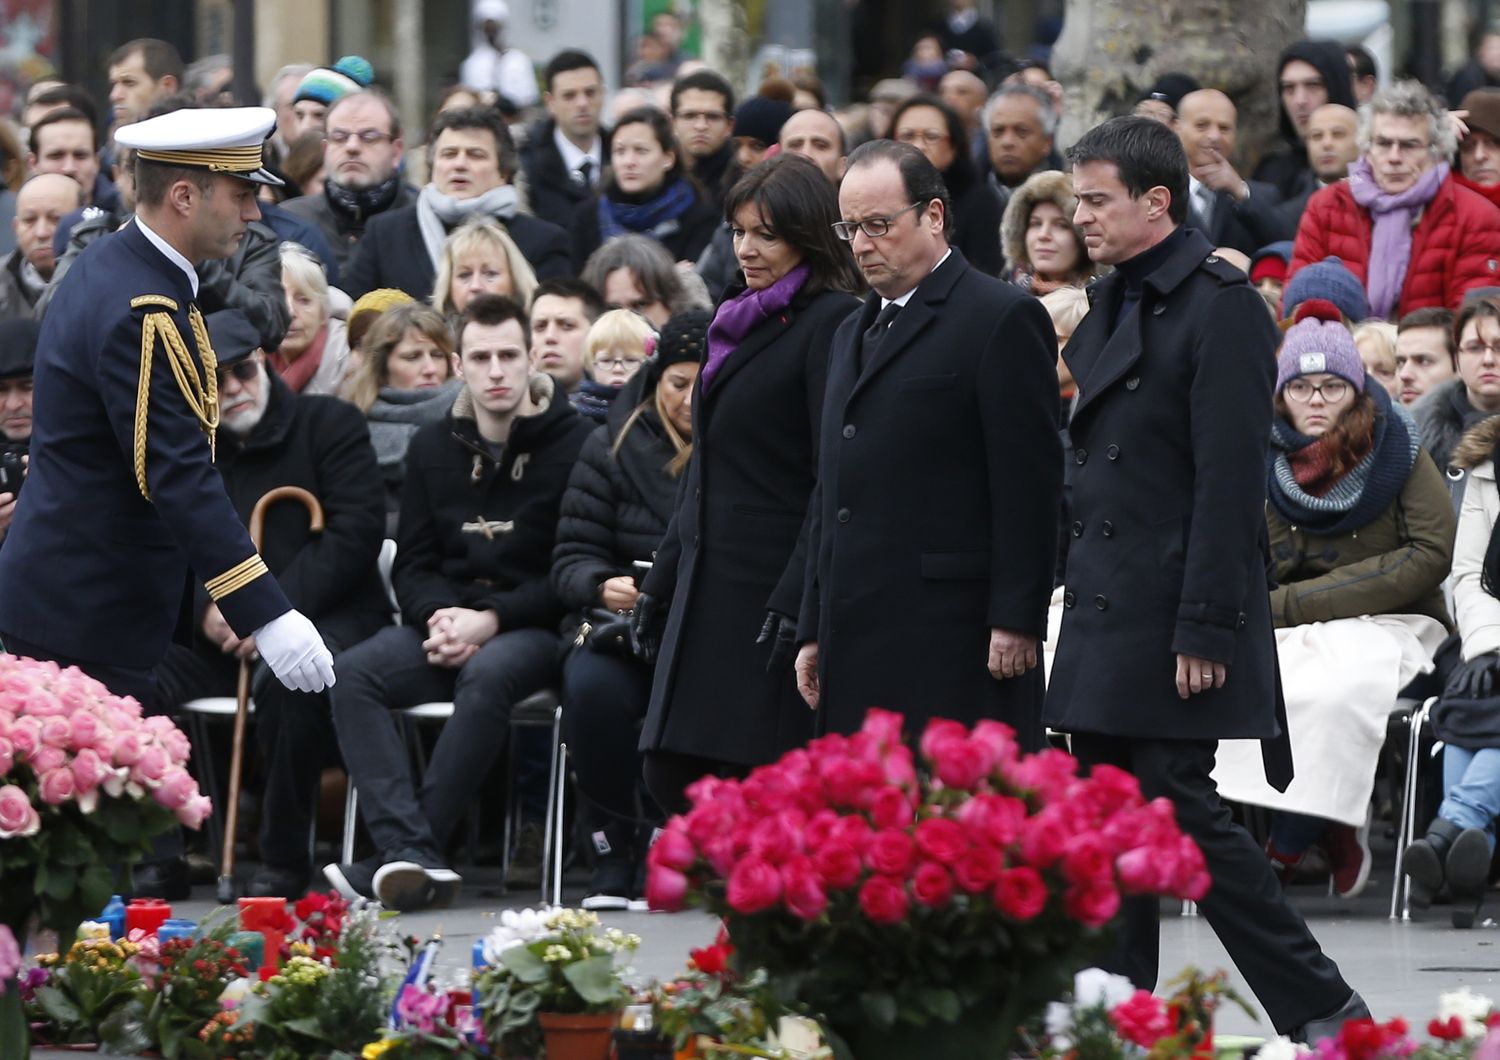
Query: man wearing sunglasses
794 139 1062 752
283 89 415 272
149 308 387 898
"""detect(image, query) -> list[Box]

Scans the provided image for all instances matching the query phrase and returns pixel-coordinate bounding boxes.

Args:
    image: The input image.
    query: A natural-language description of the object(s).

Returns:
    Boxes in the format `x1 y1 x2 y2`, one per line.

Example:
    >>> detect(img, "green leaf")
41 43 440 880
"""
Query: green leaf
35 983 85 1027
561 954 624 1006
917 987 962 1023
0 988 29 1060
42 863 76 902
77 863 115 919
859 990 897 1029
498 943 549 984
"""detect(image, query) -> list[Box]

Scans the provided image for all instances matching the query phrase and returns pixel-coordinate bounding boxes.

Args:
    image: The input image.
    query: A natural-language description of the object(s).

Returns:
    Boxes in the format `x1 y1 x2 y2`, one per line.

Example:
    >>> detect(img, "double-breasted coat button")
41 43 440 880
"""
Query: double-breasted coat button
1094 594 1109 610
1106 444 1120 460
842 424 856 439
1101 520 1114 537
836 508 851 523
1063 591 1076 608
1237 612 1247 629
1125 377 1140 390
1071 520 1084 537
1153 303 1166 315
1074 447 1088 464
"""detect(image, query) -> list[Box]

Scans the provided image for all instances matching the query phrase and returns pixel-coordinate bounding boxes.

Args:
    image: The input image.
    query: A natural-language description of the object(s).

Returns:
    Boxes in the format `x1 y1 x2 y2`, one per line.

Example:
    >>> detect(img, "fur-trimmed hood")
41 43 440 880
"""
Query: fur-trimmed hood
999 169 1098 280
1451 410 1500 471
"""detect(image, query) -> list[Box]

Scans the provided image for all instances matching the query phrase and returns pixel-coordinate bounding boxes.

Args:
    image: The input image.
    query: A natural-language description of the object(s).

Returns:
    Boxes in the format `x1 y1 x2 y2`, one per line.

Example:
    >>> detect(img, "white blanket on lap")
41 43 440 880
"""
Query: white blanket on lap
1211 614 1447 826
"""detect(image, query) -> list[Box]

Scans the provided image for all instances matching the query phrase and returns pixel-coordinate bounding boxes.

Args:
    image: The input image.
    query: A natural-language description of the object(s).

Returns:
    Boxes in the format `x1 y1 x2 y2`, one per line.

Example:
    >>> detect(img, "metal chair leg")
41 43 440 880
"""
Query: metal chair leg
552 739 567 908
539 707 561 903
1391 698 1434 920
341 781 358 866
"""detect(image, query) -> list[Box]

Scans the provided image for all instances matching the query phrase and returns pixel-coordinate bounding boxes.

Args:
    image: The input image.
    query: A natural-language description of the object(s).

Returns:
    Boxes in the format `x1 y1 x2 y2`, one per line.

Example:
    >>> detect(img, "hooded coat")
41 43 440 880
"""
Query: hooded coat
1252 40 1359 201
1412 377 1500 472
998 170 1100 288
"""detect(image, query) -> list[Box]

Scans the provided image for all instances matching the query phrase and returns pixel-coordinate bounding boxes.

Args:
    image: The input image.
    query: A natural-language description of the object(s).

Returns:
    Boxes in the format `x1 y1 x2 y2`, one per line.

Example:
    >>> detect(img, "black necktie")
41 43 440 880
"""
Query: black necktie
575 159 593 187
858 301 902 373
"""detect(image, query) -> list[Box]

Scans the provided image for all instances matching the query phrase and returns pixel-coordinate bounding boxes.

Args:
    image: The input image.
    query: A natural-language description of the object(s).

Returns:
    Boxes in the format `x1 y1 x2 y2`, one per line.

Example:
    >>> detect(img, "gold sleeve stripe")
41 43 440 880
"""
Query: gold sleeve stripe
205 555 269 600
131 294 180 311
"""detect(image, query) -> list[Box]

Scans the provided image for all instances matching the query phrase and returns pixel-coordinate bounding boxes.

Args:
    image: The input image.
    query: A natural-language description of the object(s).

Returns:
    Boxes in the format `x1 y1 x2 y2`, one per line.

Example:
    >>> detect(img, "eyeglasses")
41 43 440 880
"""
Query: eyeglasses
595 357 645 372
217 359 259 385
326 129 395 146
896 129 948 147
674 110 728 125
1460 340 1500 359
832 201 925 241
1369 136 1431 157
1284 378 1351 404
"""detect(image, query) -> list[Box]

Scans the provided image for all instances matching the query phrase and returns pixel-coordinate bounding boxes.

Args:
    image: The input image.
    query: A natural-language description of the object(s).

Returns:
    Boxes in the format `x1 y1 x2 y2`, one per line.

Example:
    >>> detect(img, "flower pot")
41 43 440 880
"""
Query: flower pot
829 1006 1013 1060
538 1010 618 1060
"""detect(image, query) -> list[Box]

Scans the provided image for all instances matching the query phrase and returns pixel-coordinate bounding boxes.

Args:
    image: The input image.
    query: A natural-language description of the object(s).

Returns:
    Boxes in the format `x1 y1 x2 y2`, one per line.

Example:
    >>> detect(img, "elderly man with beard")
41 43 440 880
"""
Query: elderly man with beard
0 173 79 319
149 309 389 898
283 90 415 271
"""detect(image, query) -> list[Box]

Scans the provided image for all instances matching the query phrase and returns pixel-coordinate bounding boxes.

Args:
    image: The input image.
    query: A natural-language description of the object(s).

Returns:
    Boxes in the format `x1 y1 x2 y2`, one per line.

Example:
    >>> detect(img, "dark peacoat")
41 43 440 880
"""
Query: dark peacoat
797 250 1062 750
639 284 860 766
1045 228 1288 755
342 201 573 300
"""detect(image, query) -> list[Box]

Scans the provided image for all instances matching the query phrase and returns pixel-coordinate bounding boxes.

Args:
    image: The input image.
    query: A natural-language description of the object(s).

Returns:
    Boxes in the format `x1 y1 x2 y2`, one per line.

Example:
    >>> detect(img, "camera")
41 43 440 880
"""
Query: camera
0 449 24 496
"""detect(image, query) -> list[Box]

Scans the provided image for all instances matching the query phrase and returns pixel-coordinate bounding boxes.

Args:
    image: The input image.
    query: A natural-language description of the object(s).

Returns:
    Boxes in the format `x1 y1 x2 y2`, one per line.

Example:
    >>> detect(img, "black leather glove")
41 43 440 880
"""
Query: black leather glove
756 611 798 674
631 593 665 664
1450 653 1500 699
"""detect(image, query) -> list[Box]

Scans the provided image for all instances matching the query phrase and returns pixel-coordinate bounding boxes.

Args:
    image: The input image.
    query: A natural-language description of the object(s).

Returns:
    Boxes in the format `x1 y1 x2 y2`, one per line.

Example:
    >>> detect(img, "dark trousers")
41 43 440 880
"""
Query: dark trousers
0 629 181 863
151 643 338 870
330 624 558 859
1069 734 1351 1033
643 750 748 818
562 648 657 854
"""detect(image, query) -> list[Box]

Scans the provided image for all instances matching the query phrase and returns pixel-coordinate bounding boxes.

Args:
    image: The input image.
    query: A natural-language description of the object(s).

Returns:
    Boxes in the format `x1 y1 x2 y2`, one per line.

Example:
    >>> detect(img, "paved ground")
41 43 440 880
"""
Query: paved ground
30 839 1500 1056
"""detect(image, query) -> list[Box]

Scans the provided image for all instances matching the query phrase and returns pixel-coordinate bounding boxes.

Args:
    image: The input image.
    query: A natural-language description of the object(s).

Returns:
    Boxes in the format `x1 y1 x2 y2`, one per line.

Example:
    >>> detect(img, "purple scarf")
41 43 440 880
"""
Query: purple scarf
1347 156 1449 320
701 264 811 389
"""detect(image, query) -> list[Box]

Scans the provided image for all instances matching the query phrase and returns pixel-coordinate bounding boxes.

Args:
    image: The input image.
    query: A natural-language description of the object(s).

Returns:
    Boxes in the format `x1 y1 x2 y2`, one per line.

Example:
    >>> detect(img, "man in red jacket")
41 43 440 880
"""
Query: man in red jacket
1289 80 1500 320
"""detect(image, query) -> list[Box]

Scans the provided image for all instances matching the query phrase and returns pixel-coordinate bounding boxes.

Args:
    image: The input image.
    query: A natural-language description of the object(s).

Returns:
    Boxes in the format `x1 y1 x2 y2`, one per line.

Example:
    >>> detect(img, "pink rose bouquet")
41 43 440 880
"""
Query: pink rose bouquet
646 708 1208 1056
0 653 210 948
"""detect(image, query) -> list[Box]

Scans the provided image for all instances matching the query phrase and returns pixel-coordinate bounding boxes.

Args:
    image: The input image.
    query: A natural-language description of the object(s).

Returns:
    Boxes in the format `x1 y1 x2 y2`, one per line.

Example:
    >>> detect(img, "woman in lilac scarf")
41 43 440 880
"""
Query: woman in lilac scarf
632 155 864 815
1289 80 1500 320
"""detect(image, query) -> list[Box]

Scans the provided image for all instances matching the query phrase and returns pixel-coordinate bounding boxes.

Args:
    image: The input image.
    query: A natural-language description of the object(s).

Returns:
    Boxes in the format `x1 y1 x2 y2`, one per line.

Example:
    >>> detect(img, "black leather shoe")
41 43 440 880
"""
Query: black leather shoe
247 863 312 899
1445 827 1491 929
1401 818 1463 911
129 857 192 902
1291 991 1372 1045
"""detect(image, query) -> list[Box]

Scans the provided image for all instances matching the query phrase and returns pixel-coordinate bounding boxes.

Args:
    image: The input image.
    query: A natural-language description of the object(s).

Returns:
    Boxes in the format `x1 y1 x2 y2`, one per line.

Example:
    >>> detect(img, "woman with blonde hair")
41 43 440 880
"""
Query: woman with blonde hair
431 216 538 316
270 242 351 395
341 302 461 532
1353 320 1400 399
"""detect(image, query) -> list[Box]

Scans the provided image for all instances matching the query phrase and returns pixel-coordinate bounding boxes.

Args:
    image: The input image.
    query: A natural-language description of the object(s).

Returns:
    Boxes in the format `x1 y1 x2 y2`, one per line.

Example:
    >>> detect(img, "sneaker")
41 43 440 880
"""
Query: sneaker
1324 819 1372 899
581 859 634 912
324 857 379 901
374 849 461 912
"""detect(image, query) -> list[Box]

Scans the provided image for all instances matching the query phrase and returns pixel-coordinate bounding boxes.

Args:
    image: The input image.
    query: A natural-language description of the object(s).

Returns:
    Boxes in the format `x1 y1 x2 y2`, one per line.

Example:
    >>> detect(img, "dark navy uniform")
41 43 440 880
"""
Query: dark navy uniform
0 219 291 681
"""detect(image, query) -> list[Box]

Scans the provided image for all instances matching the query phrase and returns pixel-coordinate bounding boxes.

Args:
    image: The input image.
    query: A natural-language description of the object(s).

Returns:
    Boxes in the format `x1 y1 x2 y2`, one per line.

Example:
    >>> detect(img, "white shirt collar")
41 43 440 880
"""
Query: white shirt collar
553 126 602 178
881 248 952 309
133 215 199 298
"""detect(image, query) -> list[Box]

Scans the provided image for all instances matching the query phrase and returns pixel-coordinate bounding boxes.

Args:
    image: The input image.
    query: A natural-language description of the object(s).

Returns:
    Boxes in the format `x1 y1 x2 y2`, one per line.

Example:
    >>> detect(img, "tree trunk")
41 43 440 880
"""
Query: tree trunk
699 0 754 95
1051 0 1307 166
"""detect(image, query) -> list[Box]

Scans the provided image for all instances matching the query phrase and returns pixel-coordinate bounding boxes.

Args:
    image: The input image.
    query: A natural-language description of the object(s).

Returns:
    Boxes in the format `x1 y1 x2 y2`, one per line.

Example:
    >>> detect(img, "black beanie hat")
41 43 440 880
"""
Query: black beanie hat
733 96 794 146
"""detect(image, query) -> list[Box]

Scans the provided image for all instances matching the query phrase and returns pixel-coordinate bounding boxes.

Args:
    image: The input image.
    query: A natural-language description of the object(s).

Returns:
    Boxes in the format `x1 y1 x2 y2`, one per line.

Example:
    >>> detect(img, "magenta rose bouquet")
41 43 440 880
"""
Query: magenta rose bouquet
0 653 210 947
646 708 1209 1060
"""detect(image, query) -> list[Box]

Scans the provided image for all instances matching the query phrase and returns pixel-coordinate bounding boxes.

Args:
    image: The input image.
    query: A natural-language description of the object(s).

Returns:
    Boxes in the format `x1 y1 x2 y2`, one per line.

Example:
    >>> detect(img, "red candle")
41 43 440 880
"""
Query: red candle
125 898 171 936
237 897 288 974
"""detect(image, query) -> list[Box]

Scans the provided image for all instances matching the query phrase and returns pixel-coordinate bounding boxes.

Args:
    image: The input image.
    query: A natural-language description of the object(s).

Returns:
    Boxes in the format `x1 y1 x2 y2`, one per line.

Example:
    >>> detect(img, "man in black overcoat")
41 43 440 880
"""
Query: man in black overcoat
795 140 1061 750
1044 116 1365 1041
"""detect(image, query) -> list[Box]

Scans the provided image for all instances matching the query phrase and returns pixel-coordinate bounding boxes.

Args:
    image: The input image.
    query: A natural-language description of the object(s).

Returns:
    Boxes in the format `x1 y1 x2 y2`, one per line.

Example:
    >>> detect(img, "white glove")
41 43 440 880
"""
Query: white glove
254 609 336 693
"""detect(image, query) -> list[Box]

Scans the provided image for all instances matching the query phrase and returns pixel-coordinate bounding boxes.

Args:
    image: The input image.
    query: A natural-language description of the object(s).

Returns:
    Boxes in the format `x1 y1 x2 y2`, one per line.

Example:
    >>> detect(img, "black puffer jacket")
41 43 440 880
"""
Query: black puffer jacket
394 374 592 631
552 372 681 611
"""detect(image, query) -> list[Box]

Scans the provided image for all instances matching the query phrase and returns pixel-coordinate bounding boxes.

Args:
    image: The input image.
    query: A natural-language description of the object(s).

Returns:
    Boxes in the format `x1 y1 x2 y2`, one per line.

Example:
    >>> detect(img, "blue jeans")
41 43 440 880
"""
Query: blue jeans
1439 745 1500 852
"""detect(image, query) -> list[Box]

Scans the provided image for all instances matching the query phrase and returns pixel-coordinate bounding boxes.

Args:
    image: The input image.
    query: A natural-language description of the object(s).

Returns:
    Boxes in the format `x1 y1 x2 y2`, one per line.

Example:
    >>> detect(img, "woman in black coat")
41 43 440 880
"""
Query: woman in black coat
550 312 705 908
633 154 863 813
891 94 1004 276
571 106 721 271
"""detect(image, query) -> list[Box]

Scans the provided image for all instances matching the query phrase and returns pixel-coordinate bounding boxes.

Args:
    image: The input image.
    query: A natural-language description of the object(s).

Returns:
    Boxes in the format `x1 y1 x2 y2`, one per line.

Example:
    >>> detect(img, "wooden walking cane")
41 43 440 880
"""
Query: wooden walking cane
216 486 326 905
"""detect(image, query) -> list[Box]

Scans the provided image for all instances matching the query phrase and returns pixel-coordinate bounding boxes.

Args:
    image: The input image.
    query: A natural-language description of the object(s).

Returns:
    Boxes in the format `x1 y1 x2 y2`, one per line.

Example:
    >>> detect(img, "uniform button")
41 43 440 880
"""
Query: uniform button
1106 444 1120 461
1237 612 1247 629
1074 448 1088 465
1071 520 1084 538
1153 303 1166 315
1205 254 1220 264
1063 591 1076 609
1125 377 1140 391
1094 594 1109 611
836 508 851 523
1101 520 1114 537
842 424 856 439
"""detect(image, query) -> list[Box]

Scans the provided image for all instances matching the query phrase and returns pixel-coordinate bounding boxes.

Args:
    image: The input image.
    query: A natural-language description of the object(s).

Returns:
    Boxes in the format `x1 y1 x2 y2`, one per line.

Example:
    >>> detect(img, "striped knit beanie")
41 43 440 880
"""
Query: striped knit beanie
294 56 375 107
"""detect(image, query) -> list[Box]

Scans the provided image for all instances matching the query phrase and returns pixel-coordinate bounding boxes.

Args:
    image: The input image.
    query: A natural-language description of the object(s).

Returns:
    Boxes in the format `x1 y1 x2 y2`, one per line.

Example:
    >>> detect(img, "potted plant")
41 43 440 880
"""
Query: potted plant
0 652 211 1057
645 708 1211 1059
473 908 640 1060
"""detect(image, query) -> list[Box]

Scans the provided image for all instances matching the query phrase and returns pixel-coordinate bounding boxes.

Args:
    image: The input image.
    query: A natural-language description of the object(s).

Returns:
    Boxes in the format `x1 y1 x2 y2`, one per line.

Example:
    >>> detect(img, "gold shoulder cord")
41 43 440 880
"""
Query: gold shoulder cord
130 298 220 500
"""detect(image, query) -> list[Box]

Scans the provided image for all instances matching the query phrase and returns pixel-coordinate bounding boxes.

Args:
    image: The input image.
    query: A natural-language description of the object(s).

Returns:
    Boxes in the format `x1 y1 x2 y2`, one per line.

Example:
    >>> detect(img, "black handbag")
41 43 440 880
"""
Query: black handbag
572 607 634 656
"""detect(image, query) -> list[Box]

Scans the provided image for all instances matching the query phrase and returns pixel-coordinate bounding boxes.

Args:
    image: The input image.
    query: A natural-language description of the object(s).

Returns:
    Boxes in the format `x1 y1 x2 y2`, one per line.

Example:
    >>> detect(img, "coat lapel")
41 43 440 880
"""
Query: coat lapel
848 250 967 402
701 305 793 402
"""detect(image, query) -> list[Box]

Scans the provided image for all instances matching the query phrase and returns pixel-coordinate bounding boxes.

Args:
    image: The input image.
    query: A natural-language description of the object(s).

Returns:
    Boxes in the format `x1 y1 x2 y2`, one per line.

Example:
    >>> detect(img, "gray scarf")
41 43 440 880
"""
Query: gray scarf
415 183 520 270
367 379 463 477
